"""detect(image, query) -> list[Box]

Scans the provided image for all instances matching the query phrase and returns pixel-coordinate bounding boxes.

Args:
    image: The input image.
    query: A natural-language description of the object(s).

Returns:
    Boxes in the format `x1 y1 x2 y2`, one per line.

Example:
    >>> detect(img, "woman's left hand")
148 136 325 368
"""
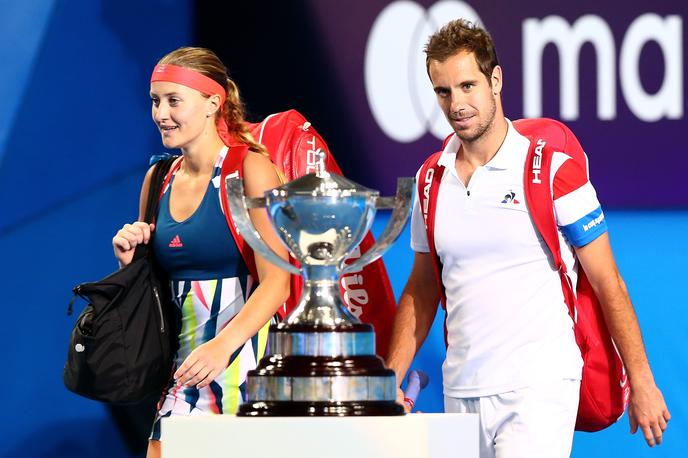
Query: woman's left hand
174 337 232 389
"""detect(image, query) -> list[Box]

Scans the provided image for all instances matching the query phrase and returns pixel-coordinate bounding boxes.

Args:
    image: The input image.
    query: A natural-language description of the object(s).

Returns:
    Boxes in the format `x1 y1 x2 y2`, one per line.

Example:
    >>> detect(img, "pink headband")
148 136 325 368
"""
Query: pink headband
151 63 237 145
150 64 226 106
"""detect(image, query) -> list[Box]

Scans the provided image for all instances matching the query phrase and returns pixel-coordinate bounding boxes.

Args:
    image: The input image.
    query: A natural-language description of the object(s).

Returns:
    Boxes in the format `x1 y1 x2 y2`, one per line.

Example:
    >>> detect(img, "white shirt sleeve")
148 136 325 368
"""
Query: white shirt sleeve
410 168 430 253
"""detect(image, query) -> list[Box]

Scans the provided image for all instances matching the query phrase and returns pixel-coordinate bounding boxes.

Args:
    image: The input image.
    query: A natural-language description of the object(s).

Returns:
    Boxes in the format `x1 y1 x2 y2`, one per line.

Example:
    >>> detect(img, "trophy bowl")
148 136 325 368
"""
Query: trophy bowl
226 154 412 416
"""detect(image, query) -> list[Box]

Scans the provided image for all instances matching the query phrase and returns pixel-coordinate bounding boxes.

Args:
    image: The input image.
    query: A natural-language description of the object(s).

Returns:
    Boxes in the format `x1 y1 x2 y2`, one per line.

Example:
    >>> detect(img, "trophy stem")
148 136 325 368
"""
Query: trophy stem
284 266 360 326
302 265 338 281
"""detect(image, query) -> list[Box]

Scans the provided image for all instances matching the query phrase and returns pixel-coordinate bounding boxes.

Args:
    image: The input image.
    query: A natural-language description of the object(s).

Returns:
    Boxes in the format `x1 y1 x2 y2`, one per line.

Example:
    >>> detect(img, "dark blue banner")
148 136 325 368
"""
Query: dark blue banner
304 0 686 207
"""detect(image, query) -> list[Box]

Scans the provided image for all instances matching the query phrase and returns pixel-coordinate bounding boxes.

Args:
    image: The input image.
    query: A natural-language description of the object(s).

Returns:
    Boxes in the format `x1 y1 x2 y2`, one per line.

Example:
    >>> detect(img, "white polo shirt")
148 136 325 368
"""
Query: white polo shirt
411 119 606 398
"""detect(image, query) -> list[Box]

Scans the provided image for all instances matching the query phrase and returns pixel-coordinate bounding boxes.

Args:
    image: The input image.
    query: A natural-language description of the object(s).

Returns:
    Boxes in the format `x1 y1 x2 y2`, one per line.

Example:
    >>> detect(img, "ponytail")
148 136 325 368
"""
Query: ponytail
222 79 286 183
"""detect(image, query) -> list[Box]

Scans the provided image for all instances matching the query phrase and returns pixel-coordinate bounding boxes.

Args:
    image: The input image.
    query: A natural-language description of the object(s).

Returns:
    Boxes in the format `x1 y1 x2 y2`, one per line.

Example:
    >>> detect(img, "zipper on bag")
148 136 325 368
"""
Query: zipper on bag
152 286 165 333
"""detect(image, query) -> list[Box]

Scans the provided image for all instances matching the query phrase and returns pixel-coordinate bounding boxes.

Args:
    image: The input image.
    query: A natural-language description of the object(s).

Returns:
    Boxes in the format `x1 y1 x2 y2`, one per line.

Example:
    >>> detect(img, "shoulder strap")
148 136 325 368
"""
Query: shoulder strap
523 137 577 317
132 157 177 262
218 145 258 280
523 138 561 268
145 156 178 224
157 156 183 206
417 151 446 309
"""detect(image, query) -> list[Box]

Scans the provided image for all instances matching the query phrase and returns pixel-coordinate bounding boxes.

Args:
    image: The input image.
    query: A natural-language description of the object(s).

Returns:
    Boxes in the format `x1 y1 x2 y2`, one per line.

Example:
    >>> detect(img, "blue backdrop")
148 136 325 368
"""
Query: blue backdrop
1 1 685 457
0 0 192 456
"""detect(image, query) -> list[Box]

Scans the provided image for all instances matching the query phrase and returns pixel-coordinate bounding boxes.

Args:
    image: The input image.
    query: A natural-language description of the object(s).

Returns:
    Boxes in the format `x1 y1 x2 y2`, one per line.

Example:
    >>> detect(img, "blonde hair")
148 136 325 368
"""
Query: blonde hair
158 47 285 182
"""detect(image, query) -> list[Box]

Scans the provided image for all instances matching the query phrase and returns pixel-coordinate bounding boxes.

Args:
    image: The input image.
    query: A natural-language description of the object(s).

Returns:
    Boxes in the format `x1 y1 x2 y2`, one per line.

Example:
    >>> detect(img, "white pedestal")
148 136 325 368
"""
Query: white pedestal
162 413 478 458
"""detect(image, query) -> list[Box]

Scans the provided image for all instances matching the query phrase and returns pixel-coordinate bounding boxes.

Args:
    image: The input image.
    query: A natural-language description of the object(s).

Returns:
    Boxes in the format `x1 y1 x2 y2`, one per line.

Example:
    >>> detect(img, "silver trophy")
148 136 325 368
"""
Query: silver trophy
226 153 412 416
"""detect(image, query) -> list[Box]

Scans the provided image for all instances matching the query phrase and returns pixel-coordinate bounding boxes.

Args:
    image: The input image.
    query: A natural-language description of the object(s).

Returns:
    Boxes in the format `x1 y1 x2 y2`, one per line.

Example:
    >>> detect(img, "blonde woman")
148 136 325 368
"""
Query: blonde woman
112 47 289 457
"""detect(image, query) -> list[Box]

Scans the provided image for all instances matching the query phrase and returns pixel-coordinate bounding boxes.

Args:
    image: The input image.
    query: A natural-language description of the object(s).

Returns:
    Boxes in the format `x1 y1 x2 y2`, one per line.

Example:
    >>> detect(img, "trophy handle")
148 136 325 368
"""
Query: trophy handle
225 177 301 275
341 177 414 275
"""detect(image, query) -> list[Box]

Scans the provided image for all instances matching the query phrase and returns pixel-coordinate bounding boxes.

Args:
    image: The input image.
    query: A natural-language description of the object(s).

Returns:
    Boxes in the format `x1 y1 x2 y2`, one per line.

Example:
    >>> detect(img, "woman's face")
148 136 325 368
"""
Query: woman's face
150 81 213 150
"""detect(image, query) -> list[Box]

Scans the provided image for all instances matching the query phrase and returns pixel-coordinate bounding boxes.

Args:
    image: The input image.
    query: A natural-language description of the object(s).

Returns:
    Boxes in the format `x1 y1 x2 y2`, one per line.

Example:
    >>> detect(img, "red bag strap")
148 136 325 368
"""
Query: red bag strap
522 137 577 317
217 145 258 281
417 151 446 309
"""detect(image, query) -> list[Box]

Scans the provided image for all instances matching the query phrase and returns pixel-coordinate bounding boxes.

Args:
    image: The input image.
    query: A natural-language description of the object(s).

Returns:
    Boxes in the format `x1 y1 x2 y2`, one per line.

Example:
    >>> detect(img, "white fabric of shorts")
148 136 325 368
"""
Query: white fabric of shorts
444 379 581 458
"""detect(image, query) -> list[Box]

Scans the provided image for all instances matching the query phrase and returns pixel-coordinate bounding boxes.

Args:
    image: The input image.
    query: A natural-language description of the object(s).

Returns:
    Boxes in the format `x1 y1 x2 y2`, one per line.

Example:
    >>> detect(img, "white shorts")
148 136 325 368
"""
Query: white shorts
444 379 580 458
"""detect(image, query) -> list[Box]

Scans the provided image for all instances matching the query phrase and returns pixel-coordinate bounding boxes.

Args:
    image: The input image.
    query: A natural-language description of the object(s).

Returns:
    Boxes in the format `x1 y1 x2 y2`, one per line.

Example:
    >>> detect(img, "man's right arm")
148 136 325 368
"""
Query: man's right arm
385 251 441 408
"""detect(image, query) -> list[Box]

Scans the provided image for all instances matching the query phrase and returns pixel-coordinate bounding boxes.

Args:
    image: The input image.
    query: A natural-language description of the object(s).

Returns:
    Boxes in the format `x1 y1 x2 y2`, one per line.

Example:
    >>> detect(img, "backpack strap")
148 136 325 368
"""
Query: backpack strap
522 137 577 318
218 145 259 281
417 151 446 310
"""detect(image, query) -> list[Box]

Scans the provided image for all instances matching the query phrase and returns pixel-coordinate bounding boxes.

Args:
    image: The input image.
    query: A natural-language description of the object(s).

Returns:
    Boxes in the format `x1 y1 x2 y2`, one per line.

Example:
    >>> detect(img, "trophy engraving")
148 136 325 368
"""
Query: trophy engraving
226 153 412 415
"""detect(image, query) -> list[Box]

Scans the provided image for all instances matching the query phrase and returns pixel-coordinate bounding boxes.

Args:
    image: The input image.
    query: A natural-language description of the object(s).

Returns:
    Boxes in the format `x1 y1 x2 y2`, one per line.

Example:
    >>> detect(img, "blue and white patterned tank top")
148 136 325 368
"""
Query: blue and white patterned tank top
149 146 270 439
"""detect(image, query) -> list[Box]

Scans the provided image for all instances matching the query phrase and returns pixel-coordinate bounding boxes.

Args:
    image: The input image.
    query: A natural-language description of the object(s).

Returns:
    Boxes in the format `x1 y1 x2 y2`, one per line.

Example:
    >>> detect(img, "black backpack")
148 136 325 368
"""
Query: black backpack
64 157 179 404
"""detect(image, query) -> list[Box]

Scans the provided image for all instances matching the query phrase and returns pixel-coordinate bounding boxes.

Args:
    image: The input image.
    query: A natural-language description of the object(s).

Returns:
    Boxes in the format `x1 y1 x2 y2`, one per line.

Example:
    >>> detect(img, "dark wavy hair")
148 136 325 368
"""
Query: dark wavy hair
424 19 499 85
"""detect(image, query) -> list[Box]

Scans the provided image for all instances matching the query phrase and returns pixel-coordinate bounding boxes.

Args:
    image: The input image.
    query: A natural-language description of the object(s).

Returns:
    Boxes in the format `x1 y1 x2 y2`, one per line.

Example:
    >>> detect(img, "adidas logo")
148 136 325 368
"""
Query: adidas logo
501 191 520 205
169 235 184 248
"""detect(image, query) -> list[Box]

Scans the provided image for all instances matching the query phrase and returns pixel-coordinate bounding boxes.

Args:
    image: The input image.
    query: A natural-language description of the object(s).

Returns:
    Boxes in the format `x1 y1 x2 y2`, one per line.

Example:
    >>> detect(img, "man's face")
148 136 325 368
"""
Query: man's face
429 51 500 143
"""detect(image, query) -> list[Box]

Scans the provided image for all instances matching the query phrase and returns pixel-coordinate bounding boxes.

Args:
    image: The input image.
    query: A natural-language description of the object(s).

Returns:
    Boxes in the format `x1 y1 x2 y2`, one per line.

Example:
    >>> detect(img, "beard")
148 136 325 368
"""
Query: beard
453 97 497 144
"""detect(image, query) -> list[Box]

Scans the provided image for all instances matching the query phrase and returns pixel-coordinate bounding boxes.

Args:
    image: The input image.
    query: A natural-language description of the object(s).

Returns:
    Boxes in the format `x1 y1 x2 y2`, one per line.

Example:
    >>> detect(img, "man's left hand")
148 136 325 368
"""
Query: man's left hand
628 381 670 447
